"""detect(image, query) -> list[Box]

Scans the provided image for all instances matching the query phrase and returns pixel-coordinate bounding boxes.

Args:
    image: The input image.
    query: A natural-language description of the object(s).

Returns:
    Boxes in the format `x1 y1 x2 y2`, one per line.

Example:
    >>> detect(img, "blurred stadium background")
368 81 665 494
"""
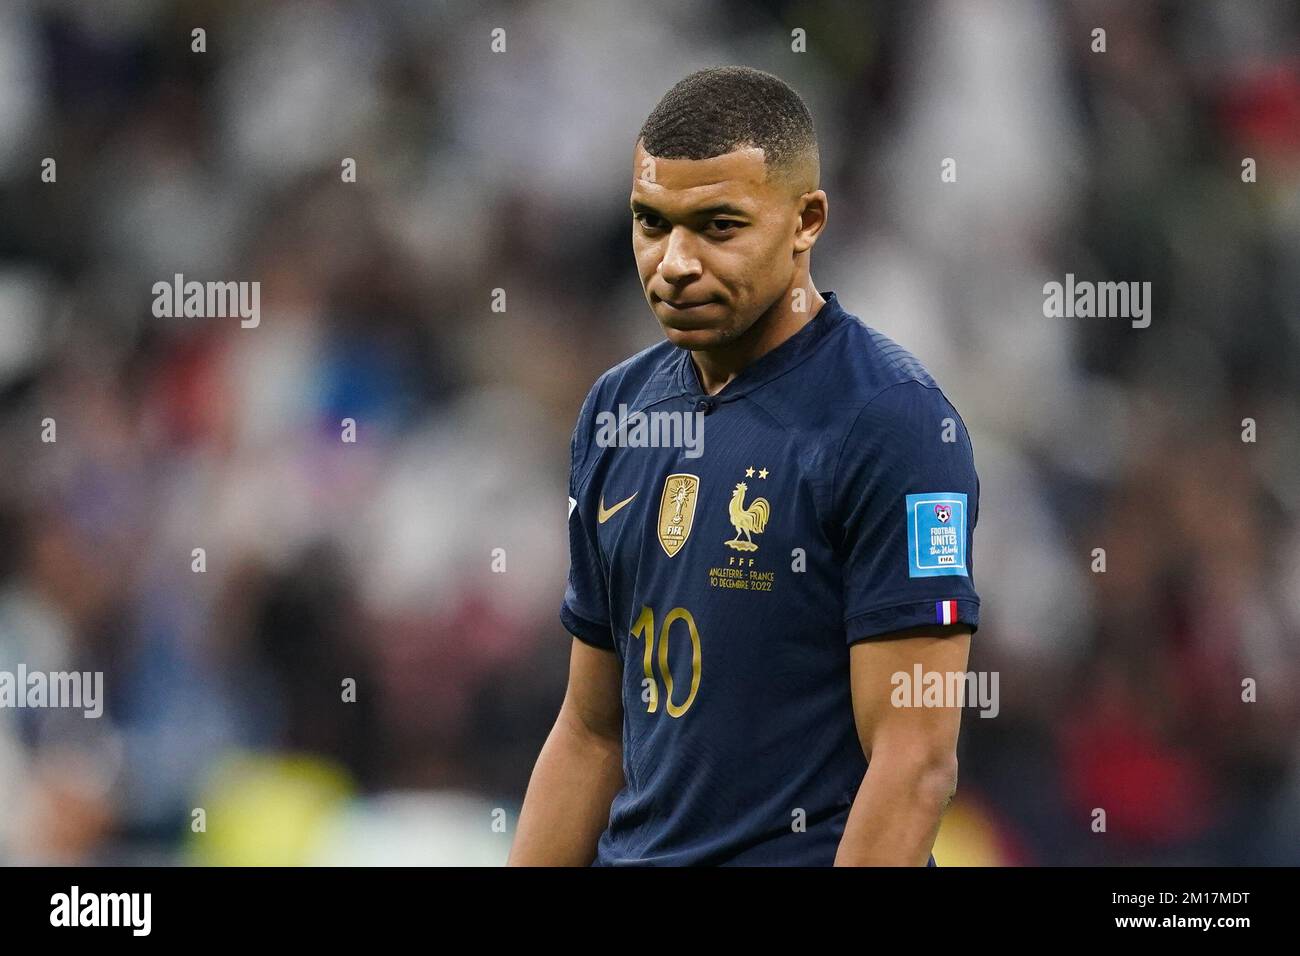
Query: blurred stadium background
0 0 1298 865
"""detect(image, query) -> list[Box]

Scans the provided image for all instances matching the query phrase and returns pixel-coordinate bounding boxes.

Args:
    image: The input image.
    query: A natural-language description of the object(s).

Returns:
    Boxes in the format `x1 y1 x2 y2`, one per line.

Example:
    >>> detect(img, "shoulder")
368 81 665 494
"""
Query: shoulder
569 337 679 480
762 303 965 441
826 312 941 406
579 338 679 417
817 315 975 482
821 312 968 433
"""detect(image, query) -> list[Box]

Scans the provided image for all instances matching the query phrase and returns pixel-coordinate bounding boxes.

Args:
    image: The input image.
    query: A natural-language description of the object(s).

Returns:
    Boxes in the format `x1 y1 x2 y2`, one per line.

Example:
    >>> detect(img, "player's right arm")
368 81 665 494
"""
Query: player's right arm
509 379 625 865
508 636 624 866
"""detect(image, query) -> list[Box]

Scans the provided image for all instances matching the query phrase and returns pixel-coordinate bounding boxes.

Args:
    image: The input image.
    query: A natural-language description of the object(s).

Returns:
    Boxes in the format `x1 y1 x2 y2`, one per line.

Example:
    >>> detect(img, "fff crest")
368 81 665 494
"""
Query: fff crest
657 473 699 557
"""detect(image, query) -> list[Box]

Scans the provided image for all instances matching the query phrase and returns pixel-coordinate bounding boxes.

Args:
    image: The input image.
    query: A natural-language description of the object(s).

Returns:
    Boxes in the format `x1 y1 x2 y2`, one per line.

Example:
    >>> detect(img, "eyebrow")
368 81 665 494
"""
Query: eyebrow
630 199 751 219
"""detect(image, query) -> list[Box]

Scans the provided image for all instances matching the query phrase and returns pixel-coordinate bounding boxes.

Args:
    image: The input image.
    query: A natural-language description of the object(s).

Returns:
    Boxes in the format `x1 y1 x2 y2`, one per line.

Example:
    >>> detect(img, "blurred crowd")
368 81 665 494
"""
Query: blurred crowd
0 0 1297 864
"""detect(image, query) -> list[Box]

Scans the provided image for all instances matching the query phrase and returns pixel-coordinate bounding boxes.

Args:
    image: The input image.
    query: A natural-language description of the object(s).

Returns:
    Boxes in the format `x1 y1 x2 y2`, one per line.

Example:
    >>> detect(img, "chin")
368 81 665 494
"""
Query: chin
653 304 741 350
658 323 735 351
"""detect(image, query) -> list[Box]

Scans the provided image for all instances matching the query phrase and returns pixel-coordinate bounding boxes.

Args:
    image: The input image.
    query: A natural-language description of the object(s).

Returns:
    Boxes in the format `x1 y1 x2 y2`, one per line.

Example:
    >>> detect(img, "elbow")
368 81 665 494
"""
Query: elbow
918 752 959 811
868 742 959 811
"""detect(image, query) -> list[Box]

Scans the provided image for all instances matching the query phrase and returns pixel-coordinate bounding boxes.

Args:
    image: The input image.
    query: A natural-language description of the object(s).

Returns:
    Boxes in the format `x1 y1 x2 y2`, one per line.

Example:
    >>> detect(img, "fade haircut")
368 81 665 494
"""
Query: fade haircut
637 66 819 192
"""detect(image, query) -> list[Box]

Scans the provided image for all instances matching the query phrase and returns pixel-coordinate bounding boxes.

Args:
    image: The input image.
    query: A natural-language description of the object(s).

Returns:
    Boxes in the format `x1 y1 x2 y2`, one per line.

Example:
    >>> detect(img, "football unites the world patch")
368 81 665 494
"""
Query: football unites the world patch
905 492 968 578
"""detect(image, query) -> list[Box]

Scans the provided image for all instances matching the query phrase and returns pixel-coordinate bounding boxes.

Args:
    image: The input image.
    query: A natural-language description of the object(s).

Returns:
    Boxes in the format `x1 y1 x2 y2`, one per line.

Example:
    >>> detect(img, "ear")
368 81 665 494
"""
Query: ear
793 189 828 254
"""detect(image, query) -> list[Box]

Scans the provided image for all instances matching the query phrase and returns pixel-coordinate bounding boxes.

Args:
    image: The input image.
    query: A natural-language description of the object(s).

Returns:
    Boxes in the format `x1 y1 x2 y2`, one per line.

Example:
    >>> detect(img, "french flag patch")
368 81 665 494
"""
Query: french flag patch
936 600 959 625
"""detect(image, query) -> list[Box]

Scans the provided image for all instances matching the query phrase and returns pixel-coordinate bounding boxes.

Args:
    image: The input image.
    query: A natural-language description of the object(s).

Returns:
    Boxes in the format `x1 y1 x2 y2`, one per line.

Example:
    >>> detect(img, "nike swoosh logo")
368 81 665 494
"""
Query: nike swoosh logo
597 492 637 524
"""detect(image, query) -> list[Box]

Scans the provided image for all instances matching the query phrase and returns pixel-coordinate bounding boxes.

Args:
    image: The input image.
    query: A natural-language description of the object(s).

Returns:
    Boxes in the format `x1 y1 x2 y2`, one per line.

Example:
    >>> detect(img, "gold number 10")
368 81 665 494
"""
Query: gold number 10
629 605 702 717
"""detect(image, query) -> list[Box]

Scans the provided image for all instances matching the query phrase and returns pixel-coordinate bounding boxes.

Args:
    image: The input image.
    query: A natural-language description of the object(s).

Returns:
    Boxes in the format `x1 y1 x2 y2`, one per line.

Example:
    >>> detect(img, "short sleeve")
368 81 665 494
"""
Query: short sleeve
560 390 616 650
833 380 981 643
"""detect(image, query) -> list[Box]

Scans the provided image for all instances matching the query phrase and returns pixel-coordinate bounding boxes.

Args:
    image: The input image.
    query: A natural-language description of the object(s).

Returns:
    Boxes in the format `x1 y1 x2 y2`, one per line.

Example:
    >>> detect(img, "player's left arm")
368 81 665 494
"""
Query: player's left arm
830 379 982 865
835 623 969 866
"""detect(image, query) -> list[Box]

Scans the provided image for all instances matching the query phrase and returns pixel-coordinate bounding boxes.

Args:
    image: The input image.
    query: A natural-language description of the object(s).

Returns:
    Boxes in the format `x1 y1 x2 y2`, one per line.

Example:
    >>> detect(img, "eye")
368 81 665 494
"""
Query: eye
634 212 666 231
709 219 741 234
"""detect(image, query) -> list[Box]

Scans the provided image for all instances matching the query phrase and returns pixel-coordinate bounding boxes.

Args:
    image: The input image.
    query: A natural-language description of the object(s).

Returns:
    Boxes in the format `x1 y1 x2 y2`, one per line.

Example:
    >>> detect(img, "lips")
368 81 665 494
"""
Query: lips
656 295 716 311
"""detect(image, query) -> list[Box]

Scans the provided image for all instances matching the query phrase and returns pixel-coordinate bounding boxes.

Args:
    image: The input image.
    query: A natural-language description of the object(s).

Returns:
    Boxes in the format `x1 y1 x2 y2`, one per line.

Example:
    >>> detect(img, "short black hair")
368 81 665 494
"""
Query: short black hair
637 66 818 182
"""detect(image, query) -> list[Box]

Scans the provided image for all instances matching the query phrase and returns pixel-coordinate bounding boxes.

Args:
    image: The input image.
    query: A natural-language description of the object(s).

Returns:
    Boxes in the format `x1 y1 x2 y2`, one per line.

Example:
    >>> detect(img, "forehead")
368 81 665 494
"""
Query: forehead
630 141 774 212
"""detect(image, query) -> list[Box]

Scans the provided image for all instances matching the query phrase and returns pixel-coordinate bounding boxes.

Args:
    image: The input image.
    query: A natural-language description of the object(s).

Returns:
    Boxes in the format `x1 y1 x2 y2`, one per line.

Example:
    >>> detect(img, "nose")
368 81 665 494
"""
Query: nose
657 227 702 284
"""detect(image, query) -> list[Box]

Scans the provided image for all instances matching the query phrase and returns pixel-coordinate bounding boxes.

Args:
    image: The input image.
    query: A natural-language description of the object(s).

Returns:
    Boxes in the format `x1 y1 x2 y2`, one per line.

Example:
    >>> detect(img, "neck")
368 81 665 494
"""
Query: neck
691 282 825 395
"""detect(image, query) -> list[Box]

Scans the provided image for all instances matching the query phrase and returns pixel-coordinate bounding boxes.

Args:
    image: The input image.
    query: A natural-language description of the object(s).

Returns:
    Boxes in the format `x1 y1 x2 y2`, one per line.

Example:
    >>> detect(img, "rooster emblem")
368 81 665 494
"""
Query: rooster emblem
725 482 770 552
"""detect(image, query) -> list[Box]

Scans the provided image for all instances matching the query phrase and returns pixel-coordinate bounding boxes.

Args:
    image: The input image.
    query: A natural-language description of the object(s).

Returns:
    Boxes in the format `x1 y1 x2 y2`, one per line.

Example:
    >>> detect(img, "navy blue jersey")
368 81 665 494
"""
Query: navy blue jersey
561 291 980 866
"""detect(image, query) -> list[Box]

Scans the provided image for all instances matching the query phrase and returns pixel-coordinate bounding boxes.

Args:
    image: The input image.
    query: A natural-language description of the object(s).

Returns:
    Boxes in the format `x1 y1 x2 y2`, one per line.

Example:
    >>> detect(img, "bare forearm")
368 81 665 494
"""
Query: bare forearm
834 755 956 866
508 714 624 866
